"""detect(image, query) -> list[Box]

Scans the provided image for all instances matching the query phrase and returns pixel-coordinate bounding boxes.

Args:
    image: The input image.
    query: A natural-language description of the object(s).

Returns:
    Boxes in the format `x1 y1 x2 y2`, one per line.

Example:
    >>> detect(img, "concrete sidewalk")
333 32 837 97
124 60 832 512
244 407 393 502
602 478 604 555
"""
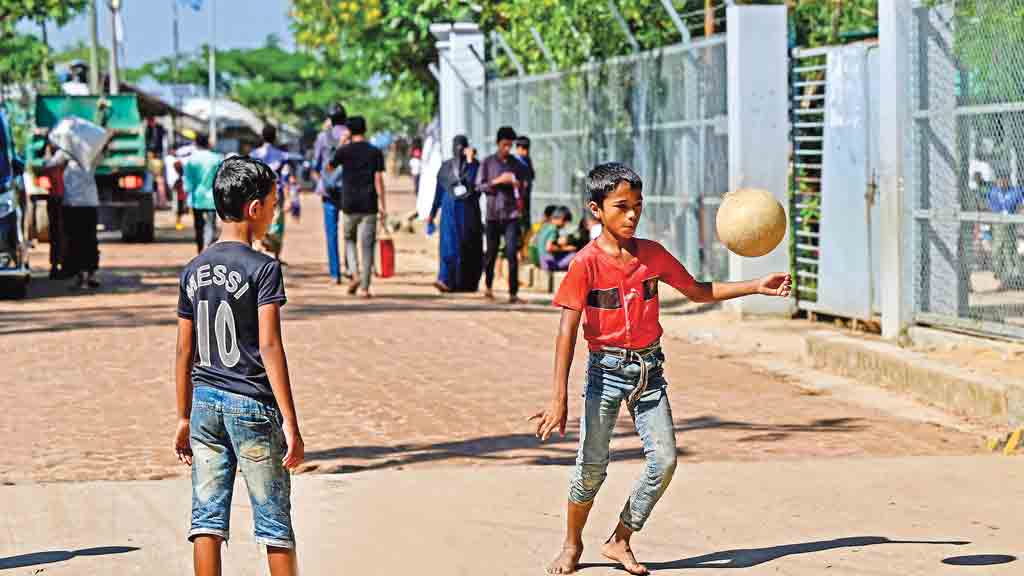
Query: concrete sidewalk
2 456 1020 575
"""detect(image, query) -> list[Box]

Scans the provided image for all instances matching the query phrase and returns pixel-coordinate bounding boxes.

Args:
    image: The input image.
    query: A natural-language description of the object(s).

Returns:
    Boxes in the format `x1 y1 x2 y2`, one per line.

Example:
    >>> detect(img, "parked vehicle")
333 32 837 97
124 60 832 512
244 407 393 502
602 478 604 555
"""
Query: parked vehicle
0 107 30 299
24 94 154 242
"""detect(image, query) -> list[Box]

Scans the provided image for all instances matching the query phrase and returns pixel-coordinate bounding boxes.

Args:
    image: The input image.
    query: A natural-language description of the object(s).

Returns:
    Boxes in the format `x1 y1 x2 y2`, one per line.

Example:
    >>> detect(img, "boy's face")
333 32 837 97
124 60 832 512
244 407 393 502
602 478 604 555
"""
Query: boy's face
497 139 513 158
551 215 566 228
590 182 643 240
516 145 529 157
249 184 278 239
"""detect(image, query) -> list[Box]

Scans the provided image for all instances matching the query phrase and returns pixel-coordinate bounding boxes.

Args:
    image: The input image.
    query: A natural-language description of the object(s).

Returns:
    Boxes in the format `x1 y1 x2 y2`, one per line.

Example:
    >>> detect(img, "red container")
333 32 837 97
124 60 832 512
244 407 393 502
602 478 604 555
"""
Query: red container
378 238 395 278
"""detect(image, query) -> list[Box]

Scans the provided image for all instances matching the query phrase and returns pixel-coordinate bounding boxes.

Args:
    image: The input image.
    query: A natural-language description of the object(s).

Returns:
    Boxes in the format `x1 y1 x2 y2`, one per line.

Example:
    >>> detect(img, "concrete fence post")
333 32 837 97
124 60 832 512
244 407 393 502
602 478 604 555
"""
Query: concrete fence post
431 23 486 161
725 5 793 316
879 0 914 339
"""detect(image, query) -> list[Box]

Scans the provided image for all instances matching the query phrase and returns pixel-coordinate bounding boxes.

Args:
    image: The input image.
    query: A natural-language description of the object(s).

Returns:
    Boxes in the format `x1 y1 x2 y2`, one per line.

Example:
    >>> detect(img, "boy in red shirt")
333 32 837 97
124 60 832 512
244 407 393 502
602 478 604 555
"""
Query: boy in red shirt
531 163 791 575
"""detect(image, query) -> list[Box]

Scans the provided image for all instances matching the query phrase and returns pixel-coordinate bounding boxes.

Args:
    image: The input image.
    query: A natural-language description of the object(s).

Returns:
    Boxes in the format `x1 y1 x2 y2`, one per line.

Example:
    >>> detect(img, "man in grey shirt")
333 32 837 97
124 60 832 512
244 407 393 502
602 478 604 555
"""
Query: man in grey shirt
476 126 524 303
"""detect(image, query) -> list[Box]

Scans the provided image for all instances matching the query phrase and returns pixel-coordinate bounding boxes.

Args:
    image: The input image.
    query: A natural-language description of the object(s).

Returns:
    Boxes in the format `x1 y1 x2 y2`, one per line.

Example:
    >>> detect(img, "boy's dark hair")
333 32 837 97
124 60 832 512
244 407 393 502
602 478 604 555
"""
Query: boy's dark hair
329 102 347 126
347 115 367 136
196 132 210 149
213 156 277 222
553 205 573 223
543 205 558 219
496 126 517 143
588 162 643 207
261 124 277 145
516 136 530 150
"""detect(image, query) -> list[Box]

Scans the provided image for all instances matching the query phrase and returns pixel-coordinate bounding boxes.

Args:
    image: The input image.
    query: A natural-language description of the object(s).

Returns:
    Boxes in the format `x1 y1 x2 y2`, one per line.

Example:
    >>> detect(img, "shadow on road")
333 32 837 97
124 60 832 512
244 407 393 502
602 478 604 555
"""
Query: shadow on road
578 537 970 571
305 416 864 473
0 546 139 570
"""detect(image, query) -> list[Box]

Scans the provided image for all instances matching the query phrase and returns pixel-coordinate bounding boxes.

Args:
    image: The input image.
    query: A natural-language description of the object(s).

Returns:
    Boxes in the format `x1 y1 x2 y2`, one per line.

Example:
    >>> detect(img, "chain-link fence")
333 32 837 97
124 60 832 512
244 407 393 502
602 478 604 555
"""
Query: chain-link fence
477 36 730 280
908 1 1024 340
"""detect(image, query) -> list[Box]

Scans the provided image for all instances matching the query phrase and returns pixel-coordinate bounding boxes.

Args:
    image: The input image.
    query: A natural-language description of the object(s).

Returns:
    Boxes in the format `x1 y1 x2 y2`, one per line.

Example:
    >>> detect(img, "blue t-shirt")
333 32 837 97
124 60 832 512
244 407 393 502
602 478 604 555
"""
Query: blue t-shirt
177 241 287 402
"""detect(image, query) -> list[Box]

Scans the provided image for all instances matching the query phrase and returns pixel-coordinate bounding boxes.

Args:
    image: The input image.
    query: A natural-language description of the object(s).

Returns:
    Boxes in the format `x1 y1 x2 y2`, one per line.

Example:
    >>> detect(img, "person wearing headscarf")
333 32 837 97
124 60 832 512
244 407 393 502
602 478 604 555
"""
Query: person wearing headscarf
429 135 482 292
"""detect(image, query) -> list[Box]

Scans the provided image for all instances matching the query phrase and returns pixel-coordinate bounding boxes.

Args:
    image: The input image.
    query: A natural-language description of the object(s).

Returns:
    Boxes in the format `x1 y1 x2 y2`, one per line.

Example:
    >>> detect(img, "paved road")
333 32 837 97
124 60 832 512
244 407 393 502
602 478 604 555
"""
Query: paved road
1 457 1020 575
0 184 981 484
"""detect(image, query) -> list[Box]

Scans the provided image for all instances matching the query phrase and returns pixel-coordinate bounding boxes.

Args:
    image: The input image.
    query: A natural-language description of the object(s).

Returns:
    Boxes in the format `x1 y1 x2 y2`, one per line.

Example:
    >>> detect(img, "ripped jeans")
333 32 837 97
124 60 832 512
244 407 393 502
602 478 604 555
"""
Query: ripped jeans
189 386 294 548
568 345 678 532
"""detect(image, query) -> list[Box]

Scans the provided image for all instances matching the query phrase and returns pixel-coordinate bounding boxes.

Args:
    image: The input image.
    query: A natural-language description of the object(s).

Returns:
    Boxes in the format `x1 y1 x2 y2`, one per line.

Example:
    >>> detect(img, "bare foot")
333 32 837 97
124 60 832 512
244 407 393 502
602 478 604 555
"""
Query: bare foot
547 544 583 574
507 296 526 305
483 289 495 300
347 279 360 295
601 538 647 575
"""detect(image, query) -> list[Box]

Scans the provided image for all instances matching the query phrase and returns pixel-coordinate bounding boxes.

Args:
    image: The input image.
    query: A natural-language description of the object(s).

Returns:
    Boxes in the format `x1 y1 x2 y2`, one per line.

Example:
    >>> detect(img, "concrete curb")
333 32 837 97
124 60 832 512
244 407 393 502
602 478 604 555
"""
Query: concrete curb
803 330 1024 429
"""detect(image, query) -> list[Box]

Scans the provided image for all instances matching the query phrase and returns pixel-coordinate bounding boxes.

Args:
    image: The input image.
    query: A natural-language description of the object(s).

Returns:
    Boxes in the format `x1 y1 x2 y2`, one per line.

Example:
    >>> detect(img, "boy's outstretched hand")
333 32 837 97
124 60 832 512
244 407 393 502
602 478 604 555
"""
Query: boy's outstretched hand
529 401 568 442
174 419 193 466
758 273 792 298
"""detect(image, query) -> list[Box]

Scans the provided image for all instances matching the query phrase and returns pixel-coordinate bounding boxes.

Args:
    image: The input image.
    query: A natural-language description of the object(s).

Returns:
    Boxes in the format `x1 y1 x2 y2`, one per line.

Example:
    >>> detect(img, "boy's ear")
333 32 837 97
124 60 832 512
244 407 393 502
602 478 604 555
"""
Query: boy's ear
245 199 261 220
588 200 601 219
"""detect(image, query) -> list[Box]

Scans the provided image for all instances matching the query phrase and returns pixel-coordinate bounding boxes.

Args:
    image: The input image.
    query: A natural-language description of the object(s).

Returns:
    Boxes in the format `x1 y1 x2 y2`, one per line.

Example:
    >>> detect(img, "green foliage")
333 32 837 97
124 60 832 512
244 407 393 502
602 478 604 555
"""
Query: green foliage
0 0 89 35
292 0 881 131
125 36 429 136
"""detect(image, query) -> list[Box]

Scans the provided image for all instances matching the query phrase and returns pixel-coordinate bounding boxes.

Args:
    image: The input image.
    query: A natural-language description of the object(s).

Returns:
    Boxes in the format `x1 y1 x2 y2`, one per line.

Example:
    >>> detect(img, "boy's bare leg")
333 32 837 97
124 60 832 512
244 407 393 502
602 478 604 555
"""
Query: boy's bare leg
548 500 593 574
193 535 223 576
601 521 647 575
267 546 298 576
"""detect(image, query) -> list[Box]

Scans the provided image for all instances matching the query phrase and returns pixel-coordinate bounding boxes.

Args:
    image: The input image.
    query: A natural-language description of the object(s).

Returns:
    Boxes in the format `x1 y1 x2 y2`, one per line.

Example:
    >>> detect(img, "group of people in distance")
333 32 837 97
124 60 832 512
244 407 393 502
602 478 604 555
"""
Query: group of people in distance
428 126 535 300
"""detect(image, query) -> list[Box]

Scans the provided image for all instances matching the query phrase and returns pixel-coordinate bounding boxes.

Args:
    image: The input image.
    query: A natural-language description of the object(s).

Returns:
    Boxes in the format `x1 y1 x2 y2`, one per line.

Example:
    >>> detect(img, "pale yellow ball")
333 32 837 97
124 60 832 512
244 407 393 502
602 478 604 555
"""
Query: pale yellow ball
715 188 787 257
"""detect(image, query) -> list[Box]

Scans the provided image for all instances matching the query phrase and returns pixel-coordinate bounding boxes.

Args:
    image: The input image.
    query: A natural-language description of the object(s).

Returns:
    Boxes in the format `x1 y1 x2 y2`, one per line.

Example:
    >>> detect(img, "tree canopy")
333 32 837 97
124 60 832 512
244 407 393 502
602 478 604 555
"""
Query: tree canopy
290 0 880 130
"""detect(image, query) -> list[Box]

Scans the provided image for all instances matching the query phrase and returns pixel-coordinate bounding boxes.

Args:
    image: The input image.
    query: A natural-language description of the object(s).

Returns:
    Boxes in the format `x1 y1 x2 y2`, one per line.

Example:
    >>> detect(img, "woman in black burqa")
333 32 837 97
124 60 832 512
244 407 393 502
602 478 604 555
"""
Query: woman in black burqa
429 135 483 292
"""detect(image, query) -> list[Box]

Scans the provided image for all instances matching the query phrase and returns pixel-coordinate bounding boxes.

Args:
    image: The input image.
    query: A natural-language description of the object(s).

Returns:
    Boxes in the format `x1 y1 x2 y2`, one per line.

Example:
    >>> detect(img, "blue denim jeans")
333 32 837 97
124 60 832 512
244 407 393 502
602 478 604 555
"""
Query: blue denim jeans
569 346 677 532
323 198 341 280
189 386 295 548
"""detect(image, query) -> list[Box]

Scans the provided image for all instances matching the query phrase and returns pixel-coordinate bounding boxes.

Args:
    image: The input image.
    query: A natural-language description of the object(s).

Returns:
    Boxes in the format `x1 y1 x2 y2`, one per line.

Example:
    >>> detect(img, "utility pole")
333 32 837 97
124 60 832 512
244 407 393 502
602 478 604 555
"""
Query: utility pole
172 0 181 140
109 0 121 95
208 0 217 147
39 20 50 84
705 0 716 36
89 0 100 94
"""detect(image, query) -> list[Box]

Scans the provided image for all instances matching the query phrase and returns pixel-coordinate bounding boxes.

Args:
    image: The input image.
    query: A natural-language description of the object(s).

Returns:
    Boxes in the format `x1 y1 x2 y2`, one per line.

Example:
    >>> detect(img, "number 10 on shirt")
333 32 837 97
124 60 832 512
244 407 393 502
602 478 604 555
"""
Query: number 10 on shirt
195 300 241 368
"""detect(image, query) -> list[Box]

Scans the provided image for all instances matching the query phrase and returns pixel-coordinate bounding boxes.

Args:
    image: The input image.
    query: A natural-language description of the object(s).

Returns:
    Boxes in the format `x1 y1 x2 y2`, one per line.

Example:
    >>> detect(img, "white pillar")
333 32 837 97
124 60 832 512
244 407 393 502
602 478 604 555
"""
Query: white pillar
725 5 793 316
431 23 485 160
879 0 914 339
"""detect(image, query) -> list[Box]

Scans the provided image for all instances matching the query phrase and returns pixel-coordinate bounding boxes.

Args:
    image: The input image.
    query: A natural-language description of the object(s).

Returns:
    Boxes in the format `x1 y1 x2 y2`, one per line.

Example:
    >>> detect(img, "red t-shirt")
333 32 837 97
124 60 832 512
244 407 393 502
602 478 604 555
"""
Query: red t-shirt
553 239 696 351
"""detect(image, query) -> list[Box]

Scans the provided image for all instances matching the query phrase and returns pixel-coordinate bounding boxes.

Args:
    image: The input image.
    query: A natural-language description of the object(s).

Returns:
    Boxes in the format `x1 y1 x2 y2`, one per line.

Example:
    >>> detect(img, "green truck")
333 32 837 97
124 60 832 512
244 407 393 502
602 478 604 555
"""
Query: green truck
25 94 154 242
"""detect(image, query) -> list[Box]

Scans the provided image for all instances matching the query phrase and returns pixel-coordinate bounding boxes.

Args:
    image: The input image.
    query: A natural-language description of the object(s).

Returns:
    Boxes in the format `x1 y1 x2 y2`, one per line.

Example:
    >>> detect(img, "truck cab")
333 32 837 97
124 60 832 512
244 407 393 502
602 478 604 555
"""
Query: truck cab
25 94 154 243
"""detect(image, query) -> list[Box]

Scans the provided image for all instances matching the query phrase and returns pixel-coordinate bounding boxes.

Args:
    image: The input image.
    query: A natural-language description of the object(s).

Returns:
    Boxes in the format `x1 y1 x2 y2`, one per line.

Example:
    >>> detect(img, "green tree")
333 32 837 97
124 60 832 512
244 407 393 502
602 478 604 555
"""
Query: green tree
126 36 430 136
0 0 89 36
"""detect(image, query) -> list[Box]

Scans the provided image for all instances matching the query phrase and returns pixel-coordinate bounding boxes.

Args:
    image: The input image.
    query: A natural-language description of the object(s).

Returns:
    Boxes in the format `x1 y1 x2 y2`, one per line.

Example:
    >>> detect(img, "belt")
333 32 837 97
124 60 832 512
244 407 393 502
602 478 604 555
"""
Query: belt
599 341 661 408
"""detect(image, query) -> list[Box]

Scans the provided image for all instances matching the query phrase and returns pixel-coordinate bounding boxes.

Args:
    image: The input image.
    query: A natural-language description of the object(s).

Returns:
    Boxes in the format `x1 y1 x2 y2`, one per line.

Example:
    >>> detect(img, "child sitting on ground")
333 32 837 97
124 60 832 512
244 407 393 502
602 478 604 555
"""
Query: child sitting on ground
537 206 577 271
174 156 305 576
531 162 791 575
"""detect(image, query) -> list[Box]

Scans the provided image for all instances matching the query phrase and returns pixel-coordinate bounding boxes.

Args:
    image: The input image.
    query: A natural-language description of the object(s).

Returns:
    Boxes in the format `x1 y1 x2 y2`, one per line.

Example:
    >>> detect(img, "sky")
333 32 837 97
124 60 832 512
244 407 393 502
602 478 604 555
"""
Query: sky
20 0 295 70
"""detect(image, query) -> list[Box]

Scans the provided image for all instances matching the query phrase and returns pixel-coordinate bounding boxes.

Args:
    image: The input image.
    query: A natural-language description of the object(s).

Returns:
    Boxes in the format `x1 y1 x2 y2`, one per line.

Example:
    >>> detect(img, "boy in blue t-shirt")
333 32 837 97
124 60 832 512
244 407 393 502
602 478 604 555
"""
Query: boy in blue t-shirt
174 156 305 576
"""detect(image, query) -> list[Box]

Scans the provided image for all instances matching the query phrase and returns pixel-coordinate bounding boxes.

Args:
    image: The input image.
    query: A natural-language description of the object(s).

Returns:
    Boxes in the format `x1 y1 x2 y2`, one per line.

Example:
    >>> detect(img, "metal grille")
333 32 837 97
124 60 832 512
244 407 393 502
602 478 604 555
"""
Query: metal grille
908 1 1024 340
480 36 730 280
790 47 827 309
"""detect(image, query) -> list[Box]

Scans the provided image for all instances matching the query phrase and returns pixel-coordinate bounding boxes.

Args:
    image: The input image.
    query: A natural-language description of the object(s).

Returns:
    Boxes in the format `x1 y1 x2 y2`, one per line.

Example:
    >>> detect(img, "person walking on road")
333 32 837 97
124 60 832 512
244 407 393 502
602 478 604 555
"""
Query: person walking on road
531 163 792 576
183 133 223 254
331 116 387 298
45 140 101 290
312 105 351 283
476 126 524 303
251 124 289 261
428 135 482 293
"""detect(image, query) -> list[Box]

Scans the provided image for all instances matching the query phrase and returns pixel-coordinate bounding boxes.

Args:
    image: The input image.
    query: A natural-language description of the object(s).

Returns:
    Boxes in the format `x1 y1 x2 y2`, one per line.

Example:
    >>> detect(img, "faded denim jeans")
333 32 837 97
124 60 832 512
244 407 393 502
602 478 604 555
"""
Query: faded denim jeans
343 212 378 291
569 345 677 532
189 386 294 548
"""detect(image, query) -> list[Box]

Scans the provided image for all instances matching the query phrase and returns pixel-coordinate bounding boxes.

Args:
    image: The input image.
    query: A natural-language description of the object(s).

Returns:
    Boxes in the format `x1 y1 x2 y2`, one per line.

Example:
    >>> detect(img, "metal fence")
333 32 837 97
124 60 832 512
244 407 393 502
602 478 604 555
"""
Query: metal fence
477 36 730 280
789 47 827 309
908 1 1024 340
